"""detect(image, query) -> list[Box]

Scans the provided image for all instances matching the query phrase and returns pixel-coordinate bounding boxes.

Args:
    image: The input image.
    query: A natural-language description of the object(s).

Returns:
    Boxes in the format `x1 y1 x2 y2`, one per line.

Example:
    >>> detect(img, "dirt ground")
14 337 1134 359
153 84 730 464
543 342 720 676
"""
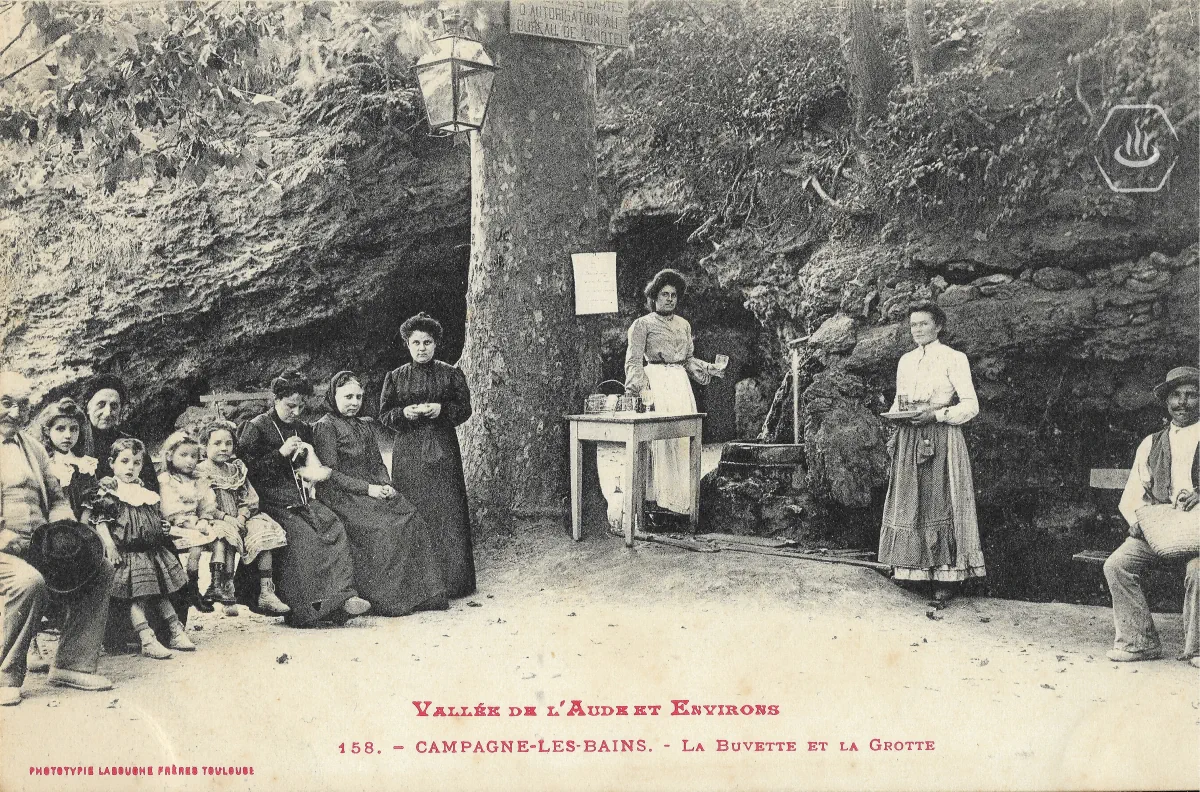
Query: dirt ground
1 517 1197 792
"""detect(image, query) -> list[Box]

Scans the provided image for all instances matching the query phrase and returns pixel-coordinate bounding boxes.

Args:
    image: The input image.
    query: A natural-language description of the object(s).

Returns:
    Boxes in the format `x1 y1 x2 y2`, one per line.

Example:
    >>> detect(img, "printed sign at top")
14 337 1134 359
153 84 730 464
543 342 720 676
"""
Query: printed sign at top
510 0 630 48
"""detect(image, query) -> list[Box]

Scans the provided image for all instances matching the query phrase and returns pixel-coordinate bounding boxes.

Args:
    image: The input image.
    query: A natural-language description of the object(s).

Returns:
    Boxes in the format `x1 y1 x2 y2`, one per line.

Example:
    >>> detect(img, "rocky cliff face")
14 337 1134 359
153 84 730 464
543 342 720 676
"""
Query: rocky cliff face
1 124 471 439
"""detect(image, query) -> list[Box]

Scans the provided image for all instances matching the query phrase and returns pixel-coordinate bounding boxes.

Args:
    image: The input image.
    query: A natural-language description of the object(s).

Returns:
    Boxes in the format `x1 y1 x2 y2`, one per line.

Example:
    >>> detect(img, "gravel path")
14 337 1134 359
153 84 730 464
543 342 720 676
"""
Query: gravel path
2 524 1196 792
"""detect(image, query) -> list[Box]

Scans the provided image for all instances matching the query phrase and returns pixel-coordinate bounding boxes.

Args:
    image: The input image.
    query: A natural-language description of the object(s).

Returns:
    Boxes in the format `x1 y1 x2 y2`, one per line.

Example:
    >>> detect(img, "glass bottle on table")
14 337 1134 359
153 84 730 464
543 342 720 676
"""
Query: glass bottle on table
640 389 654 413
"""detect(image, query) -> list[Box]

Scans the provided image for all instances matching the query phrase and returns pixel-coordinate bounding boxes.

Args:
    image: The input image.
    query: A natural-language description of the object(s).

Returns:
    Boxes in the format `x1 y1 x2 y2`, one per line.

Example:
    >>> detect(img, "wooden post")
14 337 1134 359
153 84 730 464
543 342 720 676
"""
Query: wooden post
787 335 809 446
791 347 800 445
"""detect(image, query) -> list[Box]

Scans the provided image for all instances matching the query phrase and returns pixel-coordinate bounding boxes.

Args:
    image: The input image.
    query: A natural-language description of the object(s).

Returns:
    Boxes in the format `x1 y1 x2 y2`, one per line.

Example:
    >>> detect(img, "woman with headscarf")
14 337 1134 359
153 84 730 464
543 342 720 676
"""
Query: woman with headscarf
77 375 157 492
379 313 476 599
624 268 719 516
878 302 985 605
236 371 369 626
314 371 448 616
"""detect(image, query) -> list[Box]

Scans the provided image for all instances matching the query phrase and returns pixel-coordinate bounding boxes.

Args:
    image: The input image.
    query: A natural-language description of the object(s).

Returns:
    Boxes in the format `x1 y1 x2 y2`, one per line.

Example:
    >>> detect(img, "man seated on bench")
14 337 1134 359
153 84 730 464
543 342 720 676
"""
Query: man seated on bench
1103 366 1199 667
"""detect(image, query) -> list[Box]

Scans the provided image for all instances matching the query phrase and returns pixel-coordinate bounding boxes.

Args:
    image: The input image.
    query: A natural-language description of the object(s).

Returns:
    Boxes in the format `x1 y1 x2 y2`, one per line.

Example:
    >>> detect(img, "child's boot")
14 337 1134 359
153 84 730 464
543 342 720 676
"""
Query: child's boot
218 574 239 617
202 563 222 609
257 577 291 615
164 619 196 651
137 627 173 660
187 571 214 614
222 585 240 614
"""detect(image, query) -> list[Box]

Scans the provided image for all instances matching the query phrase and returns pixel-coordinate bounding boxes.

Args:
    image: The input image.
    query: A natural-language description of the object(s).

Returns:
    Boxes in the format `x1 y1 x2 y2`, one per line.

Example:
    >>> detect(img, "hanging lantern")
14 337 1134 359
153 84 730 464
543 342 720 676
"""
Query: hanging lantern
414 13 497 135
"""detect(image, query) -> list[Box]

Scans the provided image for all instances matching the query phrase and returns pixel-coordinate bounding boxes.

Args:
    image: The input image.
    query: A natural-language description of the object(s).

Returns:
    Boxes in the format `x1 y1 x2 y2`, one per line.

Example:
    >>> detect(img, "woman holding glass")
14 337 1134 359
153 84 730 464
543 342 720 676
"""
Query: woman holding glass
623 268 719 516
878 303 985 604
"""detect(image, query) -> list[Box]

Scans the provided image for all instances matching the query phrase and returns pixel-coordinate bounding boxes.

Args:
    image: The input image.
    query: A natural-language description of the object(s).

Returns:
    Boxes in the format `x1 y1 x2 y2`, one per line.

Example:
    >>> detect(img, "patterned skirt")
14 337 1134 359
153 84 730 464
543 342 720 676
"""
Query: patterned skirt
243 513 288 564
878 422 986 582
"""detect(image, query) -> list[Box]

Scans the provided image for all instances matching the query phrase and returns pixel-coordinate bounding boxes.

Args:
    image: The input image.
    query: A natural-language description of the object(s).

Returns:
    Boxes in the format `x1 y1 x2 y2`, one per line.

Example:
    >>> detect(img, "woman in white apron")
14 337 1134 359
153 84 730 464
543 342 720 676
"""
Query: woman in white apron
878 303 985 605
623 269 716 514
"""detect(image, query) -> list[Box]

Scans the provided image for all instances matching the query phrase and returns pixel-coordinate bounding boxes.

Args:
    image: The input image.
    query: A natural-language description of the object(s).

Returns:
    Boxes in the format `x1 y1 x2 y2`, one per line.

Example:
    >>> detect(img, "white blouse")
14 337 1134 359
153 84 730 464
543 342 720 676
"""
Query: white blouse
624 313 697 394
890 340 979 426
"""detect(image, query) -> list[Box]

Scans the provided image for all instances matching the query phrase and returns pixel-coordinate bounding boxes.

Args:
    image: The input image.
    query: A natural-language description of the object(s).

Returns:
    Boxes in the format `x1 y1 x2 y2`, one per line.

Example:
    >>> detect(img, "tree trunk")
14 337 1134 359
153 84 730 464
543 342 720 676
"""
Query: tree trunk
905 0 931 87
458 27 602 527
846 0 893 131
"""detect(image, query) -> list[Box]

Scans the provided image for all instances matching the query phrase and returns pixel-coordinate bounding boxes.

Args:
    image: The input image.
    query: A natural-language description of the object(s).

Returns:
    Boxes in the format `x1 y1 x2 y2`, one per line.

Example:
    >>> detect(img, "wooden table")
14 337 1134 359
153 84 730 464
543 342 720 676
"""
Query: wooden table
567 412 705 548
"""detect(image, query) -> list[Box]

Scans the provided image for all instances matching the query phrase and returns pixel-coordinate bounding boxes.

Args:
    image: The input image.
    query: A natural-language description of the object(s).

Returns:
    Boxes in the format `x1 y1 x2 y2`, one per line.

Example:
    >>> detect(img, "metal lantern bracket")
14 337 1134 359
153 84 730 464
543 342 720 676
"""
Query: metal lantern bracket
414 11 498 136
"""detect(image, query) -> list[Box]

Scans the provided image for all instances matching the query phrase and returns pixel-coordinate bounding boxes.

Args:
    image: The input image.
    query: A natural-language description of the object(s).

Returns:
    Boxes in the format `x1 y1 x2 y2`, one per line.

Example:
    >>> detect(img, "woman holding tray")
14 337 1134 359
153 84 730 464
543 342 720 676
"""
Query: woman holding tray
878 302 985 604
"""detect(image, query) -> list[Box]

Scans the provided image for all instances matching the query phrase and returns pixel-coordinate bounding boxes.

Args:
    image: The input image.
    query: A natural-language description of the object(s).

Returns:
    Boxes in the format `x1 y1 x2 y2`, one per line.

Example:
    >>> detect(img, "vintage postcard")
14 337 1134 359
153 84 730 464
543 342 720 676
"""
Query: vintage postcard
0 0 1196 790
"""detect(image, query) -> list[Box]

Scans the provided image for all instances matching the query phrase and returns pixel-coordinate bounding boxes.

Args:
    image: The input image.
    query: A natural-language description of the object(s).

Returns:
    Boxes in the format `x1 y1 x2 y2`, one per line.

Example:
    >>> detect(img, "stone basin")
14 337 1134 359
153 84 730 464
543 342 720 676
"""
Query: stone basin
718 442 805 467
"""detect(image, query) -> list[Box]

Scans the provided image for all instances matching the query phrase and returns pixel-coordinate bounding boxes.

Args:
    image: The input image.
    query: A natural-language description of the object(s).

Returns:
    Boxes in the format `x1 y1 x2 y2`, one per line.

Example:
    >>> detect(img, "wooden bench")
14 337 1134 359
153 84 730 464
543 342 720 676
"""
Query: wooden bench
200 385 328 419
1072 468 1129 566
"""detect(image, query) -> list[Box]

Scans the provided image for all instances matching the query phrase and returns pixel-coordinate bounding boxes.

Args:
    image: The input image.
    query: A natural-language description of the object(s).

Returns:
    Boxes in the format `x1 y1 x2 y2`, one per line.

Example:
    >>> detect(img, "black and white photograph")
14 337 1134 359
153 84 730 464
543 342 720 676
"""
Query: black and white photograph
0 0 1196 789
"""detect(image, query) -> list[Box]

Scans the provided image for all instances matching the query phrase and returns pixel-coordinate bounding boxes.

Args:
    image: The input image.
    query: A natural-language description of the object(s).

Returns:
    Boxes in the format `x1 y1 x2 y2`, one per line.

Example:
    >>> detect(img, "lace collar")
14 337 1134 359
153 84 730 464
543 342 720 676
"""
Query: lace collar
53 452 98 476
100 477 160 507
197 458 249 490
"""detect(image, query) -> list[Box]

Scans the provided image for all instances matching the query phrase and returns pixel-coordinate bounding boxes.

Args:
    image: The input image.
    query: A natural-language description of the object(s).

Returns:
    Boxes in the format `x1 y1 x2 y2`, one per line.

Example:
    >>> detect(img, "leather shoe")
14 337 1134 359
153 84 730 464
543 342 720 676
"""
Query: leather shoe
342 596 371 616
27 640 49 674
1189 656 1200 669
0 686 21 706
48 668 114 691
1106 648 1162 663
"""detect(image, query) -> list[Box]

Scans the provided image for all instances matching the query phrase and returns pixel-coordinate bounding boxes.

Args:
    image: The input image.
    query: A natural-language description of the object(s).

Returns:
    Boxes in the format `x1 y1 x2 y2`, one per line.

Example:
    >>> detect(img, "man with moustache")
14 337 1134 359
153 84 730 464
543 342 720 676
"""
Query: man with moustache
0 371 115 706
1104 366 1200 667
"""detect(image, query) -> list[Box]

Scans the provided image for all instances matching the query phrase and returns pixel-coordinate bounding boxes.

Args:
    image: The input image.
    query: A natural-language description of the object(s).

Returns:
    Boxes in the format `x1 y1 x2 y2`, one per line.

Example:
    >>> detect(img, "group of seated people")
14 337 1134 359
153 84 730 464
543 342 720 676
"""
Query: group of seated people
0 312 476 706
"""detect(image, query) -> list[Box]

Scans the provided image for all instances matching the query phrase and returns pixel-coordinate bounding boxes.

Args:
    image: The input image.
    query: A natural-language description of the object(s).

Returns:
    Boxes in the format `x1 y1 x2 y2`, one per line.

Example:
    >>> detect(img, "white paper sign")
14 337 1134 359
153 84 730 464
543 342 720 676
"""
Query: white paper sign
571 252 618 315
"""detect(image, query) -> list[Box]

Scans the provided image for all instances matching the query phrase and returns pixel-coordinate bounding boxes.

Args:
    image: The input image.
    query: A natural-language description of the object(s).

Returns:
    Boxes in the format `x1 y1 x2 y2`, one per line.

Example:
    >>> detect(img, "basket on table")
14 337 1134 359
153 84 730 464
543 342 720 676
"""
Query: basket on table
584 380 641 414
1135 503 1200 560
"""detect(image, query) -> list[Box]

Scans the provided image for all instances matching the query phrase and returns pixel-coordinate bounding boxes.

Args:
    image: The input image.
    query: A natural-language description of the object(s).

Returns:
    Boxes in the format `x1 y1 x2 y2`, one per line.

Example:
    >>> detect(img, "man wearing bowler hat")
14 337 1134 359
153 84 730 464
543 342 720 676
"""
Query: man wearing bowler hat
0 371 115 706
1104 365 1199 667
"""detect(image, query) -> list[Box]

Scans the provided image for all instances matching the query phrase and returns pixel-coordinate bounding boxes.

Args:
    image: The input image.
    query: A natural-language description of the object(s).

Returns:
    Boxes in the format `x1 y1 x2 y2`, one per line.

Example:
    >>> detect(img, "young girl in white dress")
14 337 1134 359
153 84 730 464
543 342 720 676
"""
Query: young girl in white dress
196 420 290 616
158 431 243 616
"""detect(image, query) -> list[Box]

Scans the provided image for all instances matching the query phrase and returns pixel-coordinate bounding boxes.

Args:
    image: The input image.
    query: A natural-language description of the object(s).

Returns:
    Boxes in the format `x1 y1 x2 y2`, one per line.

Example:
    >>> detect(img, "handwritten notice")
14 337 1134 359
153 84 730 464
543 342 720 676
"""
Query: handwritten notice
571 252 618 315
510 0 630 48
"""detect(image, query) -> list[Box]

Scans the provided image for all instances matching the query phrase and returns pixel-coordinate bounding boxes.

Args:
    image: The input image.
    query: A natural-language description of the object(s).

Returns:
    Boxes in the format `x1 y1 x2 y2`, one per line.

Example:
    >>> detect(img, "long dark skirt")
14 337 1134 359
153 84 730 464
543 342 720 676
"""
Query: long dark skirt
259 500 357 627
320 488 448 616
391 424 476 599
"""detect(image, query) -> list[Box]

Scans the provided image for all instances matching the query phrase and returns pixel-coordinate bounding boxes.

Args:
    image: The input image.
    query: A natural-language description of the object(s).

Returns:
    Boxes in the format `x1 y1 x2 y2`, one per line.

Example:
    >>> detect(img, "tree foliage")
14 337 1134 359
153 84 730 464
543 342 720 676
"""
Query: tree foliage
602 0 1197 241
0 1 435 203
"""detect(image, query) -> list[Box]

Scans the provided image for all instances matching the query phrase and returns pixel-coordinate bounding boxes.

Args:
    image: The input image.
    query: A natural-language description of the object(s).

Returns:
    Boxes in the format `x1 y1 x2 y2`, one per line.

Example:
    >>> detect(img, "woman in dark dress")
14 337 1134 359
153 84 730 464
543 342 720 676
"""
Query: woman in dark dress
379 313 476 599
314 371 448 616
77 374 158 492
236 371 370 627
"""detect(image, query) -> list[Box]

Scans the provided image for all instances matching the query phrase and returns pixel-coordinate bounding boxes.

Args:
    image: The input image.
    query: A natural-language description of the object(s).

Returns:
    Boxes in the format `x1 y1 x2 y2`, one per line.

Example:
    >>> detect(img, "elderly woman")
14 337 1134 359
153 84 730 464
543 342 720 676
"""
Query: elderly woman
314 371 447 615
236 371 369 626
77 375 157 492
379 313 476 599
624 268 717 515
878 303 985 603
